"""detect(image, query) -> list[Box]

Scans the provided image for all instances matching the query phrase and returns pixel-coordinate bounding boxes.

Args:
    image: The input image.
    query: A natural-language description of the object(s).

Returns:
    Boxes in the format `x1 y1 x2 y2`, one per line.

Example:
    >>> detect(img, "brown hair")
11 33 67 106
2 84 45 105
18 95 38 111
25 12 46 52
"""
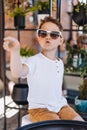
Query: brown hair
39 16 63 31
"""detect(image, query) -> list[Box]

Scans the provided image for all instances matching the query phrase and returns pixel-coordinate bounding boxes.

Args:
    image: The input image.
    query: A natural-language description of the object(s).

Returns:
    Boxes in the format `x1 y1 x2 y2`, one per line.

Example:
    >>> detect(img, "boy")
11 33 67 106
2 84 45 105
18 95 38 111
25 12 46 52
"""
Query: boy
3 16 84 122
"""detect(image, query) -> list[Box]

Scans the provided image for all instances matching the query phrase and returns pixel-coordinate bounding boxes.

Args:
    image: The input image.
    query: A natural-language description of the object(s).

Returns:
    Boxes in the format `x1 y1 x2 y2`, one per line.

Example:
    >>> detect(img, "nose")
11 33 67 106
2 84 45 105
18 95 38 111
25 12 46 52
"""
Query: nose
46 33 51 39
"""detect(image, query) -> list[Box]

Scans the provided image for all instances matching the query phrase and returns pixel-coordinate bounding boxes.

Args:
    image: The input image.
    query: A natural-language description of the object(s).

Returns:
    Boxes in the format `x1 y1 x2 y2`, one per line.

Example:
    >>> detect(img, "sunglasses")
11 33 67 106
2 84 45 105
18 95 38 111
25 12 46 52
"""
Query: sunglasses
37 29 62 40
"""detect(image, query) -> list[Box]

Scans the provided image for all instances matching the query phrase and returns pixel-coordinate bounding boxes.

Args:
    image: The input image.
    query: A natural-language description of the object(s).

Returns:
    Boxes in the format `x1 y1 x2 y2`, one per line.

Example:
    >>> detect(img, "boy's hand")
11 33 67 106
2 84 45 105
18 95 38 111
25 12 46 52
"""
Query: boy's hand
3 36 20 51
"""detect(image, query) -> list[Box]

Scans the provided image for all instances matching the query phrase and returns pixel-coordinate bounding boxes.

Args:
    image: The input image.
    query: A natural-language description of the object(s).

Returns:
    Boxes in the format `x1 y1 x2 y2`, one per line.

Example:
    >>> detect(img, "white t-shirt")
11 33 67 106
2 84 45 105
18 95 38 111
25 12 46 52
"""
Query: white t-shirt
23 53 67 112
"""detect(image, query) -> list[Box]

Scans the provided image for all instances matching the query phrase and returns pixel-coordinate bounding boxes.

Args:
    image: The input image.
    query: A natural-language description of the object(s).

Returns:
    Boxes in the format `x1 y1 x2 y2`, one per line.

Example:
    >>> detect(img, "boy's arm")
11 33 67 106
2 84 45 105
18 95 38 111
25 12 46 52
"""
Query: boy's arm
10 49 29 78
3 37 29 78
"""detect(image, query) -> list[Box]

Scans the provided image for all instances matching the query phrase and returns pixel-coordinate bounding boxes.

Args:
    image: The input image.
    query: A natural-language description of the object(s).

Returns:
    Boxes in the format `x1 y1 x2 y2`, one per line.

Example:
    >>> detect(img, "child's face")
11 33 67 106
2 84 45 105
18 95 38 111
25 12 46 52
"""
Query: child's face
37 22 62 52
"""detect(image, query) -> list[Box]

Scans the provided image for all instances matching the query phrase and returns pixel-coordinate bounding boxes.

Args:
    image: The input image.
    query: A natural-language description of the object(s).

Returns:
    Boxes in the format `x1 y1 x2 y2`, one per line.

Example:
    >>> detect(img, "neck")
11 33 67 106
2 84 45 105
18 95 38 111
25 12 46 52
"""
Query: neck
41 50 57 60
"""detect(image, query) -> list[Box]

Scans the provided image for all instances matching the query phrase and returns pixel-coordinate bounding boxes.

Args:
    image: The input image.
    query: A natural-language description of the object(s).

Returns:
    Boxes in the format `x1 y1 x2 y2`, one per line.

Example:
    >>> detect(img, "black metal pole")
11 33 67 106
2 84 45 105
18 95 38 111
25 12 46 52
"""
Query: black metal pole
18 106 21 128
0 0 6 129
18 0 20 7
32 0 38 25
68 14 73 41
56 0 61 21
49 0 52 16
56 0 61 57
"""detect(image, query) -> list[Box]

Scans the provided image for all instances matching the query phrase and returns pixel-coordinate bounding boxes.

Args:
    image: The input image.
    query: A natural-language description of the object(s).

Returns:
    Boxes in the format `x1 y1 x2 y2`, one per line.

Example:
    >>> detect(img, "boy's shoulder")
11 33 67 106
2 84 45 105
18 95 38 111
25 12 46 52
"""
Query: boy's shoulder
28 53 41 61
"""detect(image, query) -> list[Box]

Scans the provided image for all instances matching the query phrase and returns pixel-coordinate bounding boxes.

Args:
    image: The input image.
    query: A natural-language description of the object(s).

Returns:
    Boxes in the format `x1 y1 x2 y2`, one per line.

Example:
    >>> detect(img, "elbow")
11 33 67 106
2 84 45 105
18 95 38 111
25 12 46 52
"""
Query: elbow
10 64 28 78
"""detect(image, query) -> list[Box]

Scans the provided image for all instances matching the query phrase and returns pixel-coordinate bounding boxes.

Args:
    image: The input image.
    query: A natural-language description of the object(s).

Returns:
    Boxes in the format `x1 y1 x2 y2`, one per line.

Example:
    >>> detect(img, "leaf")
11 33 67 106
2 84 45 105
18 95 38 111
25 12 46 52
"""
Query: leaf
20 48 36 57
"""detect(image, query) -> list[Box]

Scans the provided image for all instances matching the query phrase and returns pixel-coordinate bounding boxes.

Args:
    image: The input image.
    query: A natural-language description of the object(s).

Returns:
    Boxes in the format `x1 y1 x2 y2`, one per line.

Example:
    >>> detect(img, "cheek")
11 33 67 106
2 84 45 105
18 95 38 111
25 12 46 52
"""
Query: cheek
37 36 40 42
37 37 45 47
37 36 44 42
53 38 61 46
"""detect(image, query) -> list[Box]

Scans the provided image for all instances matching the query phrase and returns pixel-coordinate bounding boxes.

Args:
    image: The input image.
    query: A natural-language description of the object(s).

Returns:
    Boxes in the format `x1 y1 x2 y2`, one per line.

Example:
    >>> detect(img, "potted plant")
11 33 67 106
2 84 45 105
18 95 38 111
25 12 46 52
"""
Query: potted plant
72 1 87 26
10 6 28 29
5 0 31 28
75 78 87 114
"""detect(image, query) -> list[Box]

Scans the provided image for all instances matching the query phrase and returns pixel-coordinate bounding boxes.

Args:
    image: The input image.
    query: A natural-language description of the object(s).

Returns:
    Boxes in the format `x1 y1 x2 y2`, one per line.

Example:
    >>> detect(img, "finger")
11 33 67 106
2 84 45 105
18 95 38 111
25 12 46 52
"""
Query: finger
3 41 9 47
4 37 19 44
3 39 14 48
3 43 10 51
3 41 11 51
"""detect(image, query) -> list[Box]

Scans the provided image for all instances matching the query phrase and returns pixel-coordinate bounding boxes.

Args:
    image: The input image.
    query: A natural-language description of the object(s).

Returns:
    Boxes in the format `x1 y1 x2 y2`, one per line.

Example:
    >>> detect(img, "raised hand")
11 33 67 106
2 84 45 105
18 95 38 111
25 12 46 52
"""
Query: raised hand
3 36 20 52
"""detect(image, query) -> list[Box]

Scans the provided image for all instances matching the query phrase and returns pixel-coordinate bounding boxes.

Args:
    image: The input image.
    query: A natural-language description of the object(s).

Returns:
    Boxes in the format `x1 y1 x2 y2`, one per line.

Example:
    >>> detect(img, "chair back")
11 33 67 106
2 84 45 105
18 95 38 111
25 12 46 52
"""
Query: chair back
17 120 87 130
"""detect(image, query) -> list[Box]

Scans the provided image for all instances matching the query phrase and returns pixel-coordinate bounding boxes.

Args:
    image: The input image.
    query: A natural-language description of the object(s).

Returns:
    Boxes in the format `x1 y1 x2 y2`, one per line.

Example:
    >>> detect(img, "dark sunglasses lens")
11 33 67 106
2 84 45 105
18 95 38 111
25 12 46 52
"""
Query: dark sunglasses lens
38 30 47 38
50 32 60 39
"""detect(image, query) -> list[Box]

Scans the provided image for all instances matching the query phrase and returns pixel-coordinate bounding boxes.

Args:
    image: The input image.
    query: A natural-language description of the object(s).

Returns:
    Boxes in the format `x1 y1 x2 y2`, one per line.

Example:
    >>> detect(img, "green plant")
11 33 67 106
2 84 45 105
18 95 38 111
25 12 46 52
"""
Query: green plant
74 1 87 14
36 0 50 11
65 45 87 78
10 6 28 17
27 0 55 13
5 0 28 15
5 0 55 17
20 48 36 57
72 1 87 26
78 78 87 100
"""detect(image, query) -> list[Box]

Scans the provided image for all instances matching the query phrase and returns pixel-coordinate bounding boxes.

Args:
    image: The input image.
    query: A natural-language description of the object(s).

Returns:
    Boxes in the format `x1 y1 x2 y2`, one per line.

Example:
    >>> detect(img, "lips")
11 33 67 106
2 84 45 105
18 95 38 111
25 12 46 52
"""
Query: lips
46 41 50 44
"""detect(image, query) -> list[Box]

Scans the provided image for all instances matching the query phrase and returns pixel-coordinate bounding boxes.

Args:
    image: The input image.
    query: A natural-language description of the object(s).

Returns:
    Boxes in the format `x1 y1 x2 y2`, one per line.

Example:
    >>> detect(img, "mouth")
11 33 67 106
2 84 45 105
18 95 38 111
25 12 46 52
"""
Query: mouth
46 41 50 44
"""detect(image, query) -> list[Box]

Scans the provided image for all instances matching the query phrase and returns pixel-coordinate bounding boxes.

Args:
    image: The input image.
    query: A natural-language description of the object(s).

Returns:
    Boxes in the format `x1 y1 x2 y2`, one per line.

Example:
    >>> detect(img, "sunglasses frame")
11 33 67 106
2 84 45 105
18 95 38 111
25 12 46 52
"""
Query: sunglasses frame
37 29 62 39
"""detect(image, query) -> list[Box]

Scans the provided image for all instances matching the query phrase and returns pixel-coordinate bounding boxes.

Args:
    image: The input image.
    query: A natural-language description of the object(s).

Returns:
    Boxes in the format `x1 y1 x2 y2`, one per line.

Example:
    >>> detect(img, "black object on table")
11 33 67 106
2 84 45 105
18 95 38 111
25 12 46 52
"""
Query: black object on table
12 83 28 128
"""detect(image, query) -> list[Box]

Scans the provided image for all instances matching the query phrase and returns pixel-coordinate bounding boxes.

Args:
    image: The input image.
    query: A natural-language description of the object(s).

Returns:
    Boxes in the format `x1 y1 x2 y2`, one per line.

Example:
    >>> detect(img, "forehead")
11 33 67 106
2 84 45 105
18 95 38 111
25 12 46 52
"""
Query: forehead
40 22 60 31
